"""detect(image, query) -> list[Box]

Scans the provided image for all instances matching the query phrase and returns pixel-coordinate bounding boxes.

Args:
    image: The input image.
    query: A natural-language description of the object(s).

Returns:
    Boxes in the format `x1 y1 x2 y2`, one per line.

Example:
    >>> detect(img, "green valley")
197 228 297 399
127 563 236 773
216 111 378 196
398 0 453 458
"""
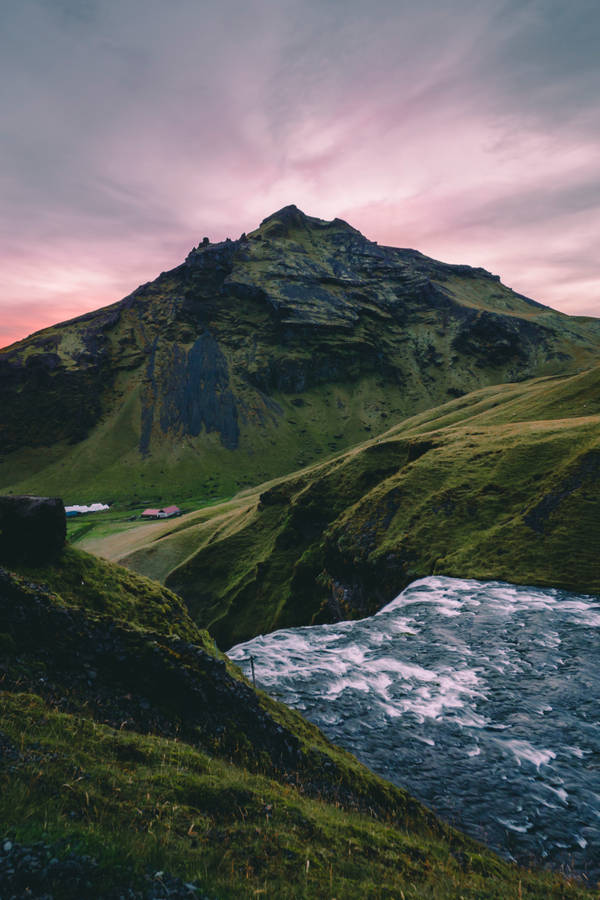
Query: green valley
80 364 600 648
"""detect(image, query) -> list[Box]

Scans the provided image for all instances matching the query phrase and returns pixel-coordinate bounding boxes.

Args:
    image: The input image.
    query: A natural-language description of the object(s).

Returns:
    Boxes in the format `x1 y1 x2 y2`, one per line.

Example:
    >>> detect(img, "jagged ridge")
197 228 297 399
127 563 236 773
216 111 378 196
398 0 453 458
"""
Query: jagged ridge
1 206 599 504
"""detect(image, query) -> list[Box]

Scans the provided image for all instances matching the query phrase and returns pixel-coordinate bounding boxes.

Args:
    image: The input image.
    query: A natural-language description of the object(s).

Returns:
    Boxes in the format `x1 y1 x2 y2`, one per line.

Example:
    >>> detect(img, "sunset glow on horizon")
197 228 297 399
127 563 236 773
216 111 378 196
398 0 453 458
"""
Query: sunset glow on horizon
1 0 599 348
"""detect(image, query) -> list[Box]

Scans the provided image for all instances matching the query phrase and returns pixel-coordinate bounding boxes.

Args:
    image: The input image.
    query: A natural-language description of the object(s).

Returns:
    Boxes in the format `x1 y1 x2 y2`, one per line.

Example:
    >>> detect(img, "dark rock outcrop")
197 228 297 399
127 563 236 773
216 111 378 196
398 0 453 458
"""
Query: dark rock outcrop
0 496 66 564
0 837 212 899
158 332 239 449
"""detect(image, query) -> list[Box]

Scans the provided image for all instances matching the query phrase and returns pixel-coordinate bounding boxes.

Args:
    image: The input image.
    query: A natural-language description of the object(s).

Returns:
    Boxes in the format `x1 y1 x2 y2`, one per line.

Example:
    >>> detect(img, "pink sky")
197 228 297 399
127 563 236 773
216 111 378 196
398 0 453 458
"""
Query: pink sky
1 0 599 348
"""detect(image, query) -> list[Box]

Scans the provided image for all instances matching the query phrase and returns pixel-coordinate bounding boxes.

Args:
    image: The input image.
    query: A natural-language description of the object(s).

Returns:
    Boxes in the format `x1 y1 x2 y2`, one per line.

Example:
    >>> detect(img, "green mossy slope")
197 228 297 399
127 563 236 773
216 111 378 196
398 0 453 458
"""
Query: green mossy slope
98 366 600 647
0 549 593 898
10 545 207 644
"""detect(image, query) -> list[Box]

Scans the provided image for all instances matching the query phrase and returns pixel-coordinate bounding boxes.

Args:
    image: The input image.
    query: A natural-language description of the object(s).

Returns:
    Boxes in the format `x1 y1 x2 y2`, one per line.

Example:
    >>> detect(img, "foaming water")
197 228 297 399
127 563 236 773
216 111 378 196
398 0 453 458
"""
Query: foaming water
228 576 600 877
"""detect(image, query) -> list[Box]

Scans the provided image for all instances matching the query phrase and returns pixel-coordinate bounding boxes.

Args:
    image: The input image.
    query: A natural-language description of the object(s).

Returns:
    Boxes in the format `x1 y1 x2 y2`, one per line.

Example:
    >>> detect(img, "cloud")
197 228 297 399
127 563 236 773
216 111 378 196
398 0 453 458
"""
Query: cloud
0 0 598 346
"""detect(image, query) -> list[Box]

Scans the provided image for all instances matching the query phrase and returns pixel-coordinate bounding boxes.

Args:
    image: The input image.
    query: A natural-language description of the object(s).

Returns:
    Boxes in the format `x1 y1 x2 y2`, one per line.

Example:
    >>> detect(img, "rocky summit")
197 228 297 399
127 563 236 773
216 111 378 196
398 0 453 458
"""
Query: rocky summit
1 205 599 504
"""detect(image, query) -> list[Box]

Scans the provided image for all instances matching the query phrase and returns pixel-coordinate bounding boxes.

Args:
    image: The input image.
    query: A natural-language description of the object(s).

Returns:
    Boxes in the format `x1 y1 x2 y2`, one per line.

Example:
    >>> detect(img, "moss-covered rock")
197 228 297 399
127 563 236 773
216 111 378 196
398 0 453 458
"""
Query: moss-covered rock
0 495 66 564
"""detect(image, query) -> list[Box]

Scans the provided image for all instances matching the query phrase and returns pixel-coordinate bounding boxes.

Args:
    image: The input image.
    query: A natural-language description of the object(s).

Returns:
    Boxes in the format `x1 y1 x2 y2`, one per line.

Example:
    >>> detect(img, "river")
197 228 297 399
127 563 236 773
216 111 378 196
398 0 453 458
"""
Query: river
228 576 600 878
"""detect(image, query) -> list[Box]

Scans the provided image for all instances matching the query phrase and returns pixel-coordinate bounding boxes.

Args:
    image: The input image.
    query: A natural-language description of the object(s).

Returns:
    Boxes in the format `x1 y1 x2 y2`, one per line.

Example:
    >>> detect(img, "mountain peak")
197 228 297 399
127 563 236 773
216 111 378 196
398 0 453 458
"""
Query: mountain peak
260 204 307 225
263 203 302 217
3 202 600 508
257 204 313 238
257 205 361 239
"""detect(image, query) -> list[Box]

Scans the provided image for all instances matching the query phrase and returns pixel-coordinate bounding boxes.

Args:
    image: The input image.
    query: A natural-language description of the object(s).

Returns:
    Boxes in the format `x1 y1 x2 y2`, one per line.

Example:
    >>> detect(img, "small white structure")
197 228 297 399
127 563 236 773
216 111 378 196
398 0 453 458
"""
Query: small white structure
65 503 110 516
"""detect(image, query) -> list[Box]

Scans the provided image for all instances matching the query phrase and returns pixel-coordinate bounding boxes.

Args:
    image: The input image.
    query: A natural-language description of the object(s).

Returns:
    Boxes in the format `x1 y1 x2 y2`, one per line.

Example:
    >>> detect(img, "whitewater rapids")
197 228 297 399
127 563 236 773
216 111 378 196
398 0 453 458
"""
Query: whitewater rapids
229 576 600 877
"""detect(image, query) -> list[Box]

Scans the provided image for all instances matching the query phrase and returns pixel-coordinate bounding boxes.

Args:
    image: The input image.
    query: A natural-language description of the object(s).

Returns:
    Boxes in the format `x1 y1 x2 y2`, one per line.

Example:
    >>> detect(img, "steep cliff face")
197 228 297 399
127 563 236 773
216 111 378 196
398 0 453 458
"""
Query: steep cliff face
1 205 599 502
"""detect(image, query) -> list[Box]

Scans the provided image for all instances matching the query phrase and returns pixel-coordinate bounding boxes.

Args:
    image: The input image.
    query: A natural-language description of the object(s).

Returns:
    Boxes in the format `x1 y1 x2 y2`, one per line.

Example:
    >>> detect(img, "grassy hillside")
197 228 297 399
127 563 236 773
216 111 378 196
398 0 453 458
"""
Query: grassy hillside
0 548 594 898
2 206 599 505
83 365 600 648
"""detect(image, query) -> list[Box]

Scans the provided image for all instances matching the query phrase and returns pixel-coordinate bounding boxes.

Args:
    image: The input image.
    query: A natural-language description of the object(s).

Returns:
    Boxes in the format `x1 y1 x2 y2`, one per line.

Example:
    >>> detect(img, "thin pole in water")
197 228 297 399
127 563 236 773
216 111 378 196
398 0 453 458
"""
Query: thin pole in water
250 655 256 688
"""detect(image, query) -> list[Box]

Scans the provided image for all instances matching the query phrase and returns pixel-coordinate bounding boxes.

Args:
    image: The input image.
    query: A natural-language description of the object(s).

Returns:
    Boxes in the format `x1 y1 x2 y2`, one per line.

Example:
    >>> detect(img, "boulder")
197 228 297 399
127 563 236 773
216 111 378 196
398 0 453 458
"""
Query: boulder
0 495 66 565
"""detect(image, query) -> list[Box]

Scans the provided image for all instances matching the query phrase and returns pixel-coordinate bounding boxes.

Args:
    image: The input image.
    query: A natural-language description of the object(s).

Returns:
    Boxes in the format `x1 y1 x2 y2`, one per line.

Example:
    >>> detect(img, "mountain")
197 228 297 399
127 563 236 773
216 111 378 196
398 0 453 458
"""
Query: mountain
0 546 592 898
82 364 600 648
1 205 599 504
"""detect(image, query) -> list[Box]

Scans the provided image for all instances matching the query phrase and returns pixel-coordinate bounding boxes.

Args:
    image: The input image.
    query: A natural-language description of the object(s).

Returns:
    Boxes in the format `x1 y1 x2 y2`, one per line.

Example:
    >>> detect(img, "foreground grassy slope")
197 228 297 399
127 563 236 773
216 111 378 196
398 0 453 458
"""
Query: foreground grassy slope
86 365 600 647
1 549 590 897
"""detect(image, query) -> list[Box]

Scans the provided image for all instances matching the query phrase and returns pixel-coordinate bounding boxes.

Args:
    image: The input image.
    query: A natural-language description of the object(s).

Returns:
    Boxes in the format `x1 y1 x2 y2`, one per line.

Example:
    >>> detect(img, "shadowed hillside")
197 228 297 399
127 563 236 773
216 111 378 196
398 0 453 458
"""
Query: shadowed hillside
1 205 599 504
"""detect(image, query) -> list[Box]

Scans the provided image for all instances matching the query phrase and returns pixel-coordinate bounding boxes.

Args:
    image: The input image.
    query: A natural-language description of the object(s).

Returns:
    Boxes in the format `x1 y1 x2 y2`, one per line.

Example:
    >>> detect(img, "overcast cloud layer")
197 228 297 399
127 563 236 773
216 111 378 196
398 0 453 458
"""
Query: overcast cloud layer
1 0 599 347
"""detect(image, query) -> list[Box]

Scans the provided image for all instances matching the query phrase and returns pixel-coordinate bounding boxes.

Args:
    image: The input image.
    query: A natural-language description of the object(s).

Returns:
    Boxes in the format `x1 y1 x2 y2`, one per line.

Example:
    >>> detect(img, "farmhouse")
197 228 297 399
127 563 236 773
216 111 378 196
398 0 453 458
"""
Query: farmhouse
157 505 181 518
141 506 181 520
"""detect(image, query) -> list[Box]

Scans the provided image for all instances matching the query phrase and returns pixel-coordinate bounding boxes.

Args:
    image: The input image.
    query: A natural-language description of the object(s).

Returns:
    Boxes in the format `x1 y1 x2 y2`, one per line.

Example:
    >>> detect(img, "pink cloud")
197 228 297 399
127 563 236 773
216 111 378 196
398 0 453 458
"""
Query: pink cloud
1 0 598 348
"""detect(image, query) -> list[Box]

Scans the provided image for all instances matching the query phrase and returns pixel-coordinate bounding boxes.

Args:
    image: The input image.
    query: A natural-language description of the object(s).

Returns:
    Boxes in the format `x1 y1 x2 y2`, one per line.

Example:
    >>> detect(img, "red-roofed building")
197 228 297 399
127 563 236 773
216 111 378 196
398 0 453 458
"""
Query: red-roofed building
141 506 181 519
157 505 181 518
